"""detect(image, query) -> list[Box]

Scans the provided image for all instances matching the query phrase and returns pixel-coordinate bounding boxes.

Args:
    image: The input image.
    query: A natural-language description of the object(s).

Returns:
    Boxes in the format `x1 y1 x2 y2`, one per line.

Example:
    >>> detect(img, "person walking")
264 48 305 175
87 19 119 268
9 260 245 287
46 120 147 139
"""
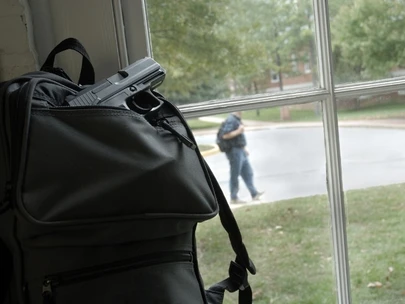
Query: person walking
221 111 264 204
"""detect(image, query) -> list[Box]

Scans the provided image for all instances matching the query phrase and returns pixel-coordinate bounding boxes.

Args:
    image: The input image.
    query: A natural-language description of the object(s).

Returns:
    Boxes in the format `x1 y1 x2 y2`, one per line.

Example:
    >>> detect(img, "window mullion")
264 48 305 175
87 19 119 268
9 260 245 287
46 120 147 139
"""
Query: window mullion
112 0 129 68
121 0 152 63
313 0 352 303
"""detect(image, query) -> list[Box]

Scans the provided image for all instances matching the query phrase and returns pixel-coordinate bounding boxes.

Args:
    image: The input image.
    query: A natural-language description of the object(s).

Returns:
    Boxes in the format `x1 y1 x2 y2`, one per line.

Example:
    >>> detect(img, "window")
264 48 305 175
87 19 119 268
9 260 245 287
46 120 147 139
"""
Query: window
336 92 405 303
270 71 280 83
291 54 298 73
122 0 405 302
194 104 336 303
145 0 318 103
330 0 405 85
304 61 311 74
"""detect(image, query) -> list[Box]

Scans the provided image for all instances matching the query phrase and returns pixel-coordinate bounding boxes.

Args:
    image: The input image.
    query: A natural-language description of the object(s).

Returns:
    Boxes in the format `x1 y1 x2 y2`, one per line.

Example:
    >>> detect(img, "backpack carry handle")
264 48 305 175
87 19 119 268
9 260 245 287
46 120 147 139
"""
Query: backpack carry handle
40 38 95 86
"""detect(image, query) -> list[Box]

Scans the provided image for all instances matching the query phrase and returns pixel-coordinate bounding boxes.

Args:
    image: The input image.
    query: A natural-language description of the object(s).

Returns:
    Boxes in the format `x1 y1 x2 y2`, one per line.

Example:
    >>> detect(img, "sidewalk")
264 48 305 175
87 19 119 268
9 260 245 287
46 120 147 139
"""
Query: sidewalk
197 117 405 157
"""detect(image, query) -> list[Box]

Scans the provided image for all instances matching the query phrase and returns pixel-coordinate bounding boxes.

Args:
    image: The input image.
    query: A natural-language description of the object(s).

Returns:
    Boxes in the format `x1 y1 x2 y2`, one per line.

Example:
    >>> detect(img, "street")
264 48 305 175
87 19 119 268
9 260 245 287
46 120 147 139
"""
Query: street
196 127 405 204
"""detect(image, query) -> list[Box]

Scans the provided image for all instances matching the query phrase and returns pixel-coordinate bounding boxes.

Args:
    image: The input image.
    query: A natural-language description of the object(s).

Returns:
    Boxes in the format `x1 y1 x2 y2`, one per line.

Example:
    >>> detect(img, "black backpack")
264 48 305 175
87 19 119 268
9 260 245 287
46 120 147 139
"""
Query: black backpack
0 38 256 304
216 121 232 152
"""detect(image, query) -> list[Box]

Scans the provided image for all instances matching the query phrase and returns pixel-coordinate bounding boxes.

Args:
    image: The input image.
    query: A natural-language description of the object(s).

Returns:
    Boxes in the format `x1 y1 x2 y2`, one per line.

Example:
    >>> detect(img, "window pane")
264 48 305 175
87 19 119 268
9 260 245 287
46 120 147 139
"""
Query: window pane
192 103 337 303
146 0 319 106
330 0 405 84
337 92 405 303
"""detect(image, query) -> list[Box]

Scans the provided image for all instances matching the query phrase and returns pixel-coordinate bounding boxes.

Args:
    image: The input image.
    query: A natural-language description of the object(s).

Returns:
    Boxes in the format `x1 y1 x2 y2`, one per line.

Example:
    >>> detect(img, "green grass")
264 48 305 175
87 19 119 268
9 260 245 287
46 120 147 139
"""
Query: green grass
337 103 405 120
186 119 221 130
186 103 405 130
196 183 405 304
198 144 213 152
242 107 319 122
241 103 405 122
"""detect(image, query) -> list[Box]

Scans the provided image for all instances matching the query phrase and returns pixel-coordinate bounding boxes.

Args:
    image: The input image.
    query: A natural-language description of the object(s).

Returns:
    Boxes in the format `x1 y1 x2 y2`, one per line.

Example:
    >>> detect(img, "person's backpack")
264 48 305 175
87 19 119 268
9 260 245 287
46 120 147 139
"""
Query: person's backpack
216 121 232 152
0 38 256 304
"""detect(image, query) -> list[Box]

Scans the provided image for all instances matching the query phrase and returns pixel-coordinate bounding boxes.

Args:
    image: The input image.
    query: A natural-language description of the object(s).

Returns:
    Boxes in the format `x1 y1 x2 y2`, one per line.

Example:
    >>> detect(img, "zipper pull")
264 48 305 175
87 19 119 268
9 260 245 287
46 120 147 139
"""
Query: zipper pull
157 120 197 150
42 280 55 304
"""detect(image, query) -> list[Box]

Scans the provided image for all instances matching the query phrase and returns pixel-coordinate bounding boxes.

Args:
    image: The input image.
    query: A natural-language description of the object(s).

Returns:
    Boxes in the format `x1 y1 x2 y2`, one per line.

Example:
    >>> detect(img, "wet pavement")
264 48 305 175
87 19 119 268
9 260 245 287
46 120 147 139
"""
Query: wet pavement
194 118 405 207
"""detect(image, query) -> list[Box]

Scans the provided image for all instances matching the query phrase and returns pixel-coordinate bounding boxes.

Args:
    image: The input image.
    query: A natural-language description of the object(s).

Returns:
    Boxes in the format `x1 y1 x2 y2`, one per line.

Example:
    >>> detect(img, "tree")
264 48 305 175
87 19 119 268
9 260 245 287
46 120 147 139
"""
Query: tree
216 0 313 119
147 0 238 104
146 0 322 114
332 0 405 82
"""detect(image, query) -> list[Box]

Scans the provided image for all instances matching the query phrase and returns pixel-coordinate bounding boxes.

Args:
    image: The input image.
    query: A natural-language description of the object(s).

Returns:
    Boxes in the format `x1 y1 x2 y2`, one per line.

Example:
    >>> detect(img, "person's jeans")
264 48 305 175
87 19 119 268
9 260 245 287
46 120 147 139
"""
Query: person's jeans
226 147 258 200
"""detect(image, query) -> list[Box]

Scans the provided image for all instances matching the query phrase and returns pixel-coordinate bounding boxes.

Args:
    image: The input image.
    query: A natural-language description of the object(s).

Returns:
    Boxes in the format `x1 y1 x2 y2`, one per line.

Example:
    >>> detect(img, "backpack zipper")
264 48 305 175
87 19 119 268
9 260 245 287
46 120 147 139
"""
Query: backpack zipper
42 251 192 302
157 119 197 150
34 105 132 112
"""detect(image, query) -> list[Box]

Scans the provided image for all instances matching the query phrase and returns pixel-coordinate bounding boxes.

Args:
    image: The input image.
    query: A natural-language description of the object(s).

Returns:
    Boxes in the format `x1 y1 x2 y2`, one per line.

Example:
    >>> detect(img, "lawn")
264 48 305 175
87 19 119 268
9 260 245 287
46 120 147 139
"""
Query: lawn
241 103 405 122
186 103 405 130
338 103 405 120
241 107 319 122
196 183 405 304
186 119 220 130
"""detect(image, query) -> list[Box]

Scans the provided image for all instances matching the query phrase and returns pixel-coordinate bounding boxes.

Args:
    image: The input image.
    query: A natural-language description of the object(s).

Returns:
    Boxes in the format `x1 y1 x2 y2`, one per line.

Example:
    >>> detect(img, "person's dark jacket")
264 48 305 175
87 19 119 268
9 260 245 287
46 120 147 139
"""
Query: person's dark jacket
222 114 247 149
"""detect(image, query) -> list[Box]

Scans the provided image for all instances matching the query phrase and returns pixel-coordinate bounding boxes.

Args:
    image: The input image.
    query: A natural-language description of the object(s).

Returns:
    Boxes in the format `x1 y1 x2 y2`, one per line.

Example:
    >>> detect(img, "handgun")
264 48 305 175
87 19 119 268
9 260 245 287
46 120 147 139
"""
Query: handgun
67 57 166 110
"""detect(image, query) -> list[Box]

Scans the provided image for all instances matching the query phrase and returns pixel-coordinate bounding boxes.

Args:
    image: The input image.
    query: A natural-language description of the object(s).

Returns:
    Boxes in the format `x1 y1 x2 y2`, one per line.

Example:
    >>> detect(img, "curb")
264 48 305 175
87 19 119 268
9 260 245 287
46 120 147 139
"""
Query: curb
269 122 405 130
200 145 220 157
195 119 405 158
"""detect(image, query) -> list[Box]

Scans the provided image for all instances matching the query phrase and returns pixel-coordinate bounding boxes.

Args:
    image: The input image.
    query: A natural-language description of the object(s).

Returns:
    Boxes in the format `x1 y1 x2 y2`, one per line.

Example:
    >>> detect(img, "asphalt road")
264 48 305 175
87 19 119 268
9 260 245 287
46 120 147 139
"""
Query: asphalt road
195 127 405 204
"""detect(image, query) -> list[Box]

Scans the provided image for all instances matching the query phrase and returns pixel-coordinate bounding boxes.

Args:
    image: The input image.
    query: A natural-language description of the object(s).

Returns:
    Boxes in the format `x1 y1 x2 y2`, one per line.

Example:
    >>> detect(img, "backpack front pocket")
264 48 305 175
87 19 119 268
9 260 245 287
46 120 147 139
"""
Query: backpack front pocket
38 251 204 304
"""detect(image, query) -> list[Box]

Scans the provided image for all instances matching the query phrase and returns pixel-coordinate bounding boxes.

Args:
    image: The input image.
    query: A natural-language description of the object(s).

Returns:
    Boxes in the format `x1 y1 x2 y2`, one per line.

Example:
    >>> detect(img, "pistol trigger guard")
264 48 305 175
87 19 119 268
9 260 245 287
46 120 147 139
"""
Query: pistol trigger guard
128 89 164 117
145 89 164 113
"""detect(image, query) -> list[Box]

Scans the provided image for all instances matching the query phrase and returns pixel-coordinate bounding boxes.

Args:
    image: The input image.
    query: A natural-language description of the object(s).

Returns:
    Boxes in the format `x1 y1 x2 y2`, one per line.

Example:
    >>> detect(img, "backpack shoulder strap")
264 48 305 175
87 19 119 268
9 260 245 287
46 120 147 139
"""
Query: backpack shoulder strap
205 163 256 274
203 163 256 304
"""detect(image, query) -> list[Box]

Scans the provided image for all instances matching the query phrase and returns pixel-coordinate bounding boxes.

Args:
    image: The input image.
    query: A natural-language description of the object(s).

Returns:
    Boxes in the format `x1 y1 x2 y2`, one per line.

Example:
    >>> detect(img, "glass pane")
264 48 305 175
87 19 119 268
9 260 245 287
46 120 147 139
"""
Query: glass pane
330 0 405 84
146 0 319 106
191 103 337 303
337 92 405 303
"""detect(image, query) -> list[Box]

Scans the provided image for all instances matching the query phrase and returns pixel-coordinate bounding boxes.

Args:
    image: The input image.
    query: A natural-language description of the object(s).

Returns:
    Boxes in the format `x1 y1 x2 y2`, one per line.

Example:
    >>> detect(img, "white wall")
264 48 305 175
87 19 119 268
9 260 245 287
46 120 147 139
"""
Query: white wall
0 0 124 82
0 0 36 81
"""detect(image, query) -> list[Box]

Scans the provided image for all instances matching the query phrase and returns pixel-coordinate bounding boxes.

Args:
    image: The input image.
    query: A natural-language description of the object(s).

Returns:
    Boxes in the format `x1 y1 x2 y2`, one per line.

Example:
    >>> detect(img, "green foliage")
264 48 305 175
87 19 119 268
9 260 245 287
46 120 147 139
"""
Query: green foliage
186 119 220 130
147 0 317 103
147 0 405 102
332 0 405 81
241 106 320 122
147 0 235 104
217 0 317 93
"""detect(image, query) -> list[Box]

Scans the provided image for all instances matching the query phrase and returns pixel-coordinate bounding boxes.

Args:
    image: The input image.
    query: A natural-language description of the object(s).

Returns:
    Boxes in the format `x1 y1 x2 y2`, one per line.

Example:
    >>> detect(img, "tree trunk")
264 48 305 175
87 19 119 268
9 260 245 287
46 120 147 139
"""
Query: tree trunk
309 37 321 116
253 81 260 116
276 52 284 92
276 51 290 121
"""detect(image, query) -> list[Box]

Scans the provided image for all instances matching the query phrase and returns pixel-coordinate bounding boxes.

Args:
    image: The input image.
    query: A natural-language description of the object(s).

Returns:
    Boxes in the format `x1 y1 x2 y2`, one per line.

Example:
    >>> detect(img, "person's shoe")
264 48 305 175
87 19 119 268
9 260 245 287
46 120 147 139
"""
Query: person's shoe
252 191 265 201
230 198 247 204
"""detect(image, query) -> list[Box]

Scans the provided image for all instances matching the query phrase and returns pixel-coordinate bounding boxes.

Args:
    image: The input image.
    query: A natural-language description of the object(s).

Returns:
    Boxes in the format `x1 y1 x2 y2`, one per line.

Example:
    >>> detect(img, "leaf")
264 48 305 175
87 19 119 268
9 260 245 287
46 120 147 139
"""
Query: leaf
375 282 383 288
252 289 263 300
367 281 383 288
